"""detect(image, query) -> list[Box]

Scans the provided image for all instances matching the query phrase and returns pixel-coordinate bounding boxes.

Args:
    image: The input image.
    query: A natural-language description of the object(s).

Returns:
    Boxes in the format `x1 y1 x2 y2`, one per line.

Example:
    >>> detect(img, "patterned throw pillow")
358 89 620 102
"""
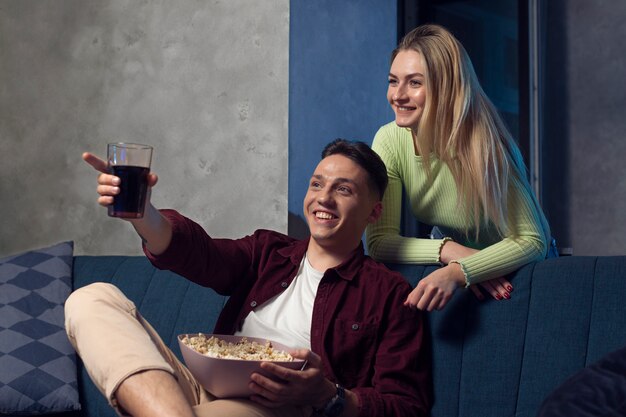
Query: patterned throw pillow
0 241 81 415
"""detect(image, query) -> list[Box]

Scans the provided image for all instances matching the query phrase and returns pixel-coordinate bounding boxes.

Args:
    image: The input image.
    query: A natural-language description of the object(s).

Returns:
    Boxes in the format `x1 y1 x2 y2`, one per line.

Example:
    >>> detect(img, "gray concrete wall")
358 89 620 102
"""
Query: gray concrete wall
0 0 289 257
542 0 626 256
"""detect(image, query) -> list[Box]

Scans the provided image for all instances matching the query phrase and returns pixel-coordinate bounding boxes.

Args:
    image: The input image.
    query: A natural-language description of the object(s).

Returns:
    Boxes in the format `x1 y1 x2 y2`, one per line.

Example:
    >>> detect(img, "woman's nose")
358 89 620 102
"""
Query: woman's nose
393 85 407 101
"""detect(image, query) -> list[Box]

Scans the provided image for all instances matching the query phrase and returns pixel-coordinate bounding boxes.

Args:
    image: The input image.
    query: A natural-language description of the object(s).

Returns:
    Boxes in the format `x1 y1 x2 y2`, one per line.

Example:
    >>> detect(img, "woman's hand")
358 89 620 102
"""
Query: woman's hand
440 239 514 302
469 277 513 301
404 263 466 311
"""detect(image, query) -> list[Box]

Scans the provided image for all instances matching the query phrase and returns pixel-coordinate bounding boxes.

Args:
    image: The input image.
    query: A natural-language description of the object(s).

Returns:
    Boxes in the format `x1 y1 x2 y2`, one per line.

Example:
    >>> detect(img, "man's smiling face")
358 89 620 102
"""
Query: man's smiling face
303 154 380 251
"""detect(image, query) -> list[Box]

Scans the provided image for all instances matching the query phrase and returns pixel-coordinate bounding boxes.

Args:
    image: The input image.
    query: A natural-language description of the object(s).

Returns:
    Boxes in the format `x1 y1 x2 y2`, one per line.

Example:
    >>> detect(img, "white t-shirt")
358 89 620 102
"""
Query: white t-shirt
234 254 323 350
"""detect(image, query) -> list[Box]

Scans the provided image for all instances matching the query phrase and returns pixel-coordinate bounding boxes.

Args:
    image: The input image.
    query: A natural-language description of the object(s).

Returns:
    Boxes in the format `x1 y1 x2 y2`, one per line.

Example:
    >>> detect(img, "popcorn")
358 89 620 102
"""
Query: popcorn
181 334 293 362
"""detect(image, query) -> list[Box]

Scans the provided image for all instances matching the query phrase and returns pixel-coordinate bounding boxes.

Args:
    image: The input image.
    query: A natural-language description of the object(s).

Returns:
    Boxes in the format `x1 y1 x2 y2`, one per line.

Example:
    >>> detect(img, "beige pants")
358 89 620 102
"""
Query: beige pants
64 282 311 417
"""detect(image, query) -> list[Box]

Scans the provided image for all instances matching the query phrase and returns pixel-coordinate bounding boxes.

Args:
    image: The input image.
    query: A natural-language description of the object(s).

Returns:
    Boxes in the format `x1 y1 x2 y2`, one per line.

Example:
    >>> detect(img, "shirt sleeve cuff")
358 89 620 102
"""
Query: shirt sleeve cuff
449 259 471 288
437 237 454 265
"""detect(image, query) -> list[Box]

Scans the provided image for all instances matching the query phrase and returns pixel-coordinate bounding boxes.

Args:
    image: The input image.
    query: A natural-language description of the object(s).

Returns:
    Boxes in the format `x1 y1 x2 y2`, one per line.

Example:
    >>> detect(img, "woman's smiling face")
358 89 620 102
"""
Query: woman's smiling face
387 49 428 130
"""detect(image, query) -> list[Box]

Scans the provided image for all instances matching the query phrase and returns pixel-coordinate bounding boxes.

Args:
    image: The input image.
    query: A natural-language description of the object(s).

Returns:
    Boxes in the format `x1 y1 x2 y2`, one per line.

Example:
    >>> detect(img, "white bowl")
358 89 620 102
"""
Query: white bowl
178 334 305 398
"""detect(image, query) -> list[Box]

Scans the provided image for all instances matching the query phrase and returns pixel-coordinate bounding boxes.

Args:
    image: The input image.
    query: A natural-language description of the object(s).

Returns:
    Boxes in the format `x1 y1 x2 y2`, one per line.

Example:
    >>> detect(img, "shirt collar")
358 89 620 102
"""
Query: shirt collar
277 238 365 281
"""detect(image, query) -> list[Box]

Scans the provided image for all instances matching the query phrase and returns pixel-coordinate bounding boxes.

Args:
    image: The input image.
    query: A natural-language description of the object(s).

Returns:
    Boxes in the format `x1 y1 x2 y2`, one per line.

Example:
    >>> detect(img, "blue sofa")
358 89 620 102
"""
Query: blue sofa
60 255 626 417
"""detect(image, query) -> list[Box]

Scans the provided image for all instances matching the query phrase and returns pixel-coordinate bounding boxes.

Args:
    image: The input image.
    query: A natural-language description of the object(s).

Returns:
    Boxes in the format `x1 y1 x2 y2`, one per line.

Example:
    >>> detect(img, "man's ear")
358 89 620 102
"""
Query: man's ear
367 201 383 223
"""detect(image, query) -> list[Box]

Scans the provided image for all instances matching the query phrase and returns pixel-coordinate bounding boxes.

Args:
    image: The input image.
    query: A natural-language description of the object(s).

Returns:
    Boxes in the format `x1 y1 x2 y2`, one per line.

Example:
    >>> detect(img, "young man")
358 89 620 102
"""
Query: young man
66 139 432 417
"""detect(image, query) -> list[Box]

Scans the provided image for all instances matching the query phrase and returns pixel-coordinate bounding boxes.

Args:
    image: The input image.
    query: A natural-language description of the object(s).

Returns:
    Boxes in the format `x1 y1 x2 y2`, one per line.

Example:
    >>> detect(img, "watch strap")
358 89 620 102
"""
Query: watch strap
315 384 345 417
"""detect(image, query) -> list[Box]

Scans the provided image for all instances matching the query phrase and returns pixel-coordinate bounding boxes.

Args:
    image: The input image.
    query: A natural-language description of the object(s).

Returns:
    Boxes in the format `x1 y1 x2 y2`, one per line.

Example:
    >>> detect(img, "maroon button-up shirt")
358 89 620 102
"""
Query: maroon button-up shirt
145 210 432 417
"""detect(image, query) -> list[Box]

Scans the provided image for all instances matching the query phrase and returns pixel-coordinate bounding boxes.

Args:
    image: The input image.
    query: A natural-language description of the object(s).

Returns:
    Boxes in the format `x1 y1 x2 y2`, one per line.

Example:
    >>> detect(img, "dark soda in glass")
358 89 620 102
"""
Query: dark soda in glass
108 165 150 218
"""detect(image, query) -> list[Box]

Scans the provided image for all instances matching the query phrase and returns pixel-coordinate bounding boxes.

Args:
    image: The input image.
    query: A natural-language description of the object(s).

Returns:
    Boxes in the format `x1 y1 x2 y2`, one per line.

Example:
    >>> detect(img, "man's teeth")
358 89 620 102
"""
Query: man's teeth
316 212 336 220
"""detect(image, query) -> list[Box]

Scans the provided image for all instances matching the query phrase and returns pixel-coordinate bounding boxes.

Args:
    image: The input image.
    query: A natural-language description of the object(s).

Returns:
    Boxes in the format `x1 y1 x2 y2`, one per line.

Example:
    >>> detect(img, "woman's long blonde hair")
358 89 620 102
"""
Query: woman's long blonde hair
393 24 537 238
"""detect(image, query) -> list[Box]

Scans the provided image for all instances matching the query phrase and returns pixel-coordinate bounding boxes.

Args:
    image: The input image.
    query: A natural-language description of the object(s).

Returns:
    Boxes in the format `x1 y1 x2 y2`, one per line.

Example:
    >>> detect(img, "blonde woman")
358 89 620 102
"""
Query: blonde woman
366 24 553 311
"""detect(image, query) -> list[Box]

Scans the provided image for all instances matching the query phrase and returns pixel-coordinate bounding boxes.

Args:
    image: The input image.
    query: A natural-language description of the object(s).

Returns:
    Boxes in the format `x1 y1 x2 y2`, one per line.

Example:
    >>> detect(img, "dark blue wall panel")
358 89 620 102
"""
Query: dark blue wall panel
288 1 396 236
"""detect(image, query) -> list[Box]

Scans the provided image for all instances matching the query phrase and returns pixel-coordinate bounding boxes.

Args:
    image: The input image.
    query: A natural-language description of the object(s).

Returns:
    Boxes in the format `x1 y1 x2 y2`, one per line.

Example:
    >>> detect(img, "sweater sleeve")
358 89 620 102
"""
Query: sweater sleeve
366 123 550 284
455 181 549 285
366 125 447 265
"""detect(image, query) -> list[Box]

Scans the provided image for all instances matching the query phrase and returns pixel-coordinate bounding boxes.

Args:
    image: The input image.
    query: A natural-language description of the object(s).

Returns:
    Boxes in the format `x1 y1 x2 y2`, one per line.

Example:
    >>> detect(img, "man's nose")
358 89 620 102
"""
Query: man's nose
317 188 333 205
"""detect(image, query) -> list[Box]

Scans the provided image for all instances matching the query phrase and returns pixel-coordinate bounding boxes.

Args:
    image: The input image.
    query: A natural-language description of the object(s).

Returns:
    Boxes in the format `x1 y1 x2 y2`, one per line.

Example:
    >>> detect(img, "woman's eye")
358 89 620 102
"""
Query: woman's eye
388 78 398 85
410 79 422 87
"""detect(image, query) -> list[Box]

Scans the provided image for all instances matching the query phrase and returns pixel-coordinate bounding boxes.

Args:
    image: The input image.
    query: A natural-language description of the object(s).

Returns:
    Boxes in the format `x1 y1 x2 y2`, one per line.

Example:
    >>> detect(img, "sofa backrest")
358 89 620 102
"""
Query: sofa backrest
68 255 626 417
387 256 626 417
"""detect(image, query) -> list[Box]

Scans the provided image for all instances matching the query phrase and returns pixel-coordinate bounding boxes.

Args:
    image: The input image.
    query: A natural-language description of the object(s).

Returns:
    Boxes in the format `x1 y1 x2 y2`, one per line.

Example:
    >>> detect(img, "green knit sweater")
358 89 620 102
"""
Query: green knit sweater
366 122 550 285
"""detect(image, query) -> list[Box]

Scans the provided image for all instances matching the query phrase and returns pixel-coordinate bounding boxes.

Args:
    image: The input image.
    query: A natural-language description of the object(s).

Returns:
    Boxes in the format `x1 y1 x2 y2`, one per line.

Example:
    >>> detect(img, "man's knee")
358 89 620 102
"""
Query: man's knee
65 282 132 336
65 282 120 313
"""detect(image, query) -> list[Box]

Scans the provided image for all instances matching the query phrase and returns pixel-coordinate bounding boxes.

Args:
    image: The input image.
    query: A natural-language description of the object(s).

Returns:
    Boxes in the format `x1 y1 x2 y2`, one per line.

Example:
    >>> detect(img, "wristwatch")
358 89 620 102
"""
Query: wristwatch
315 384 345 417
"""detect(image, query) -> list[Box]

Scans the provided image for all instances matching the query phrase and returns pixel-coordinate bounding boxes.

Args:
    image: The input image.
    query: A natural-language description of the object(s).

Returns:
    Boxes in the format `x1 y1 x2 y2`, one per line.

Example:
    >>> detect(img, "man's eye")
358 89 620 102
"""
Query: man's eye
337 186 351 194
310 181 321 188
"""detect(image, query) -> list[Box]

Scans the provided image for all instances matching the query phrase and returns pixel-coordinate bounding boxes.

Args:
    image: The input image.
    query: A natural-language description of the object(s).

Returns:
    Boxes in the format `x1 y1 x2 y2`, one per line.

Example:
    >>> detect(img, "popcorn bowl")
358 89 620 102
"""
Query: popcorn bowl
177 334 305 398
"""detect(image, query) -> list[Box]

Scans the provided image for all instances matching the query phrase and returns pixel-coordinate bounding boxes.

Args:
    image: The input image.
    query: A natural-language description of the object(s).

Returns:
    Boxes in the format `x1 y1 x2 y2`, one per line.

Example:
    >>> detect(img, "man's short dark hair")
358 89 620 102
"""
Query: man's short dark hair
321 139 388 200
